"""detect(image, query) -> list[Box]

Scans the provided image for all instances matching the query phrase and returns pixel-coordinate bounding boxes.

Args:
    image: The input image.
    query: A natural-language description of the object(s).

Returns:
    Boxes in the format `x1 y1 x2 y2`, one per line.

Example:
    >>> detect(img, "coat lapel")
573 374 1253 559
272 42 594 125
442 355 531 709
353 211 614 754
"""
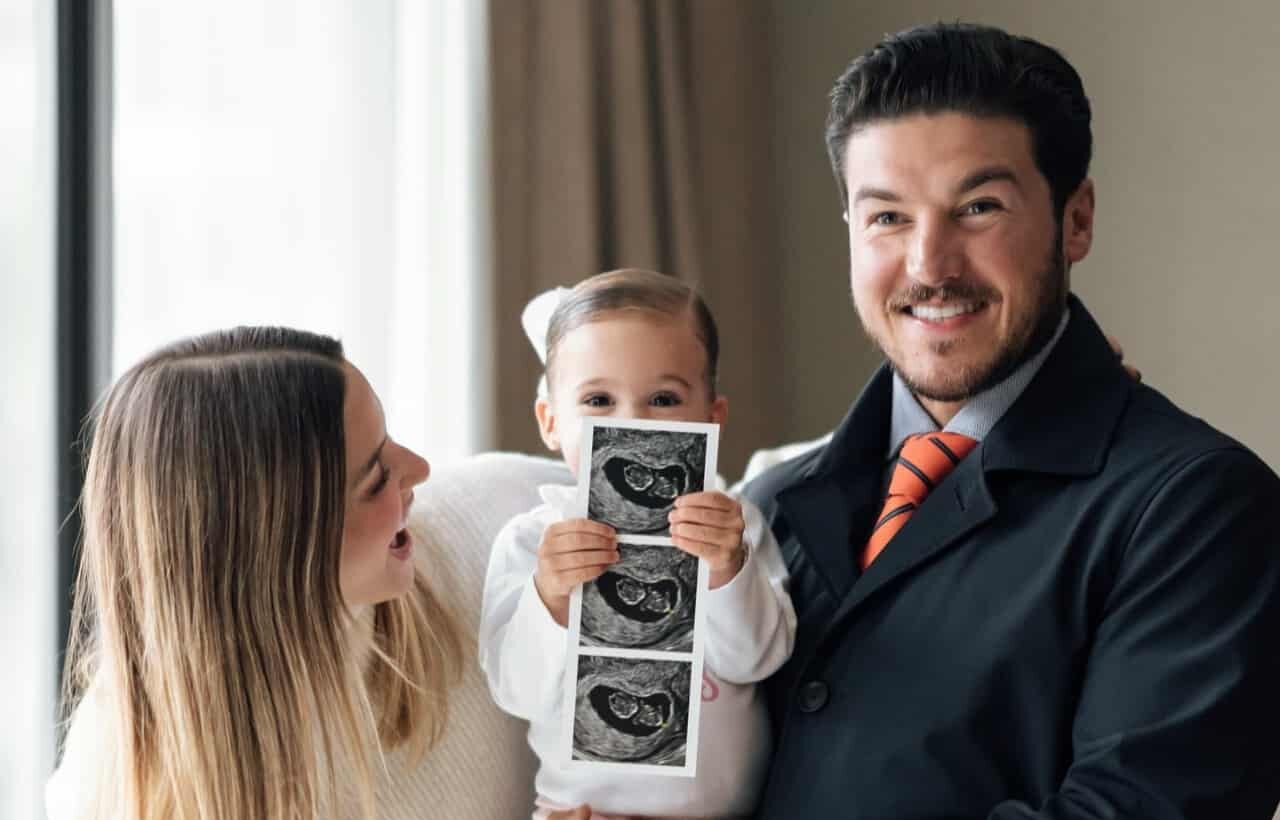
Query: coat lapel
797 295 1135 635
775 366 892 600
833 454 998 618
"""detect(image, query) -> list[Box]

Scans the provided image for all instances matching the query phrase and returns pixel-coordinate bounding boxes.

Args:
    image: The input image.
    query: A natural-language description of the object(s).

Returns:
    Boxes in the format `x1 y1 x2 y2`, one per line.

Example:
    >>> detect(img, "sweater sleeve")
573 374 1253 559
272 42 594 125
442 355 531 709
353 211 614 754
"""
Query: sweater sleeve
701 497 796 685
477 506 570 722
46 680 114 820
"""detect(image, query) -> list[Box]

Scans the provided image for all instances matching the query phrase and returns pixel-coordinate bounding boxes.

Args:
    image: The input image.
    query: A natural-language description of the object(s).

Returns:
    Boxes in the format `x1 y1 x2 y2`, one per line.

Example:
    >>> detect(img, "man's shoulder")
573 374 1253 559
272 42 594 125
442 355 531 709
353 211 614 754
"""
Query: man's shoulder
1104 382 1279 494
1118 383 1266 461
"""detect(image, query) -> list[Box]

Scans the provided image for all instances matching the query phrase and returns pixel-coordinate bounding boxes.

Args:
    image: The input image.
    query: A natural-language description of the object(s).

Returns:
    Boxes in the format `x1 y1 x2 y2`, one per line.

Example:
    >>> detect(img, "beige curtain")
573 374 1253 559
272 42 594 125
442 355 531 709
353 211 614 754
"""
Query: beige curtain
489 0 782 477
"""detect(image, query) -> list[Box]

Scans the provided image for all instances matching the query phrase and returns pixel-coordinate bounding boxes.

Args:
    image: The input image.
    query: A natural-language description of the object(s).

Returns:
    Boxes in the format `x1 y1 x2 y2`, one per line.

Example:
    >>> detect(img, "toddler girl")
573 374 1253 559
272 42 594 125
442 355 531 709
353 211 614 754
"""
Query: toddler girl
479 269 795 819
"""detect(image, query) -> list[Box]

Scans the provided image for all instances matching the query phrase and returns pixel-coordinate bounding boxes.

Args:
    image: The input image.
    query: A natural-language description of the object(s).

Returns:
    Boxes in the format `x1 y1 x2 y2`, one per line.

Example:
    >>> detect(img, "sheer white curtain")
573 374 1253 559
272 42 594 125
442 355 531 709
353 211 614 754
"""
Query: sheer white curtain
113 0 492 463
0 2 56 818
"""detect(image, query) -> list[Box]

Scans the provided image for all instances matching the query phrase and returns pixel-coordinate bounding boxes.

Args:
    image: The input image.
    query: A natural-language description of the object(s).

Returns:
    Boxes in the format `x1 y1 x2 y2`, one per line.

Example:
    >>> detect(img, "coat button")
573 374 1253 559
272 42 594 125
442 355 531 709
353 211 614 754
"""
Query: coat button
797 680 829 713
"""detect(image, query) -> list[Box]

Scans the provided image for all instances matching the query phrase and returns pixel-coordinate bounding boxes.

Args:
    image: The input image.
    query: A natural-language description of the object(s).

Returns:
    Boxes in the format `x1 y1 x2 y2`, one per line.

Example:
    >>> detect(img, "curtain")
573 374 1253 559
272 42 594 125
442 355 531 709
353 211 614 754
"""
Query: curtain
489 0 782 477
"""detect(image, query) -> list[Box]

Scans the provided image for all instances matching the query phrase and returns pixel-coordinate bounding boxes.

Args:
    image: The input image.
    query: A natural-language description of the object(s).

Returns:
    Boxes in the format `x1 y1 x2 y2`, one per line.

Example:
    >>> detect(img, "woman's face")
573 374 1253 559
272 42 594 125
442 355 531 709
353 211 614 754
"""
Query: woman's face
340 362 430 607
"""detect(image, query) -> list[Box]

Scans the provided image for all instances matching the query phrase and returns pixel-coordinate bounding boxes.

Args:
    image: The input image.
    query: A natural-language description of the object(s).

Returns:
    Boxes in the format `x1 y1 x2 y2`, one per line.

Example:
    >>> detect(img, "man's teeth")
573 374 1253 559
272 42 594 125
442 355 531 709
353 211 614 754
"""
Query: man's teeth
910 302 982 321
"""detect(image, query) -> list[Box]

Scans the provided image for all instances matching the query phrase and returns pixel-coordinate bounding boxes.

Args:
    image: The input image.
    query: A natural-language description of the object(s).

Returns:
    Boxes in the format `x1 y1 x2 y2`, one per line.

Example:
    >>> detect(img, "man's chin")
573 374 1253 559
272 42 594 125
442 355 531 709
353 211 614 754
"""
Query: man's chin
894 368 987 405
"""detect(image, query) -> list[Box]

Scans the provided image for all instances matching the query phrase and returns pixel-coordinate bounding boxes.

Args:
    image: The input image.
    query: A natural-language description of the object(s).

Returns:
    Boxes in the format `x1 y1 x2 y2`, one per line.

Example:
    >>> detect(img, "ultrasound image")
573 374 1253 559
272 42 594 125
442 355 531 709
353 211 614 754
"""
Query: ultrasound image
572 656 690 766
587 428 707 536
580 543 698 652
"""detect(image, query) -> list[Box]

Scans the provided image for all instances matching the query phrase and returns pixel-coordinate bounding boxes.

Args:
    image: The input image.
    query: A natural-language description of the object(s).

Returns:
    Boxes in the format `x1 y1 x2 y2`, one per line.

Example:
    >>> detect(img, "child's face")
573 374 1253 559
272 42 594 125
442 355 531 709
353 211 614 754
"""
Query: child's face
535 311 727 477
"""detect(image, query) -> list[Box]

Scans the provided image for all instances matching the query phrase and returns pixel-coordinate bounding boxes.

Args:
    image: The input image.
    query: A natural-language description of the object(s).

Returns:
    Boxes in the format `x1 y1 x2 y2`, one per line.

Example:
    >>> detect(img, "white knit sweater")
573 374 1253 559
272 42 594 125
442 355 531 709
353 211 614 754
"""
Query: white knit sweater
46 453 566 820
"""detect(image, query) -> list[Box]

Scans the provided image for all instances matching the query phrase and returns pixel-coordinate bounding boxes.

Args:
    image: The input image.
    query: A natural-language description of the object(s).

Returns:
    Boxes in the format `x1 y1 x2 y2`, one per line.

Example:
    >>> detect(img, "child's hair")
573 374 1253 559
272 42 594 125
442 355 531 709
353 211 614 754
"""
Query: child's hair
544 269 720 395
61 326 463 820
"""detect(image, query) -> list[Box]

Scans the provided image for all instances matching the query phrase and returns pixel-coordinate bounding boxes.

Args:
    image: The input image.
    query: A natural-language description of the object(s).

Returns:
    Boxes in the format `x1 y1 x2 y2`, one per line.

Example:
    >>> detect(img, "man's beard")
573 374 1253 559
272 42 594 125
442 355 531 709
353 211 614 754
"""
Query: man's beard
860 236 1069 405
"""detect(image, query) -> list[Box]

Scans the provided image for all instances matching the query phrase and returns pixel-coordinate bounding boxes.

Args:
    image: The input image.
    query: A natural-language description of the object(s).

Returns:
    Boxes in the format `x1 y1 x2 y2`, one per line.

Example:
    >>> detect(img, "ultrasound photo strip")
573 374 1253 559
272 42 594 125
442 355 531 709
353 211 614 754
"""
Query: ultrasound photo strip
579 420 716 546
560 417 720 777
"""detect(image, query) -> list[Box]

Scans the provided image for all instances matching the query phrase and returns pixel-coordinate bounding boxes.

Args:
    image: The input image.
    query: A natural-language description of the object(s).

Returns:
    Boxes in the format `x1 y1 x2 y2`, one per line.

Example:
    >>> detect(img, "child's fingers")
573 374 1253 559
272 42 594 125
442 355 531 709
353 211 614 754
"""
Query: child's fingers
670 536 715 560
669 520 738 547
673 491 737 511
544 548 619 573
545 518 616 540
668 505 742 530
547 565 611 592
541 530 615 557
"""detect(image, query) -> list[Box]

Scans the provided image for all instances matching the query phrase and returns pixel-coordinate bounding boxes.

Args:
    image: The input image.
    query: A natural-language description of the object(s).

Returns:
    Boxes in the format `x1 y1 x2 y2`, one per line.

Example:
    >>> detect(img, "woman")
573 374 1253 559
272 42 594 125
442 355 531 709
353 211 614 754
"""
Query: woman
48 327 463 820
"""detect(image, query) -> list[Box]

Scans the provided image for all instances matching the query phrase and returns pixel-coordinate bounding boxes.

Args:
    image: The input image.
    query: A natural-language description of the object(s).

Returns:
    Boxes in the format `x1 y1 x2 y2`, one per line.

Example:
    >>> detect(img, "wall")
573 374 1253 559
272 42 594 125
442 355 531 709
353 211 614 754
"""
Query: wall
769 0 1280 470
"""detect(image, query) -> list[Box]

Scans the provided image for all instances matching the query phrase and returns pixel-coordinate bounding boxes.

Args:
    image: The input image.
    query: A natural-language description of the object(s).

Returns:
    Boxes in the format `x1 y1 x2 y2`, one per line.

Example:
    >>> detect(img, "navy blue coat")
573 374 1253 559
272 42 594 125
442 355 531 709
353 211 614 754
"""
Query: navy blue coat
744 296 1280 819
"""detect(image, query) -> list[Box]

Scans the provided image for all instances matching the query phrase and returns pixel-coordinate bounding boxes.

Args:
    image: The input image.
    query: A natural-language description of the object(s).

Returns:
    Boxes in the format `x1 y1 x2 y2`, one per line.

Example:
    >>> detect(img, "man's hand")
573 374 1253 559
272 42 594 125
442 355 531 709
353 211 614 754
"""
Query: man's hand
533 519 618 626
668 491 746 590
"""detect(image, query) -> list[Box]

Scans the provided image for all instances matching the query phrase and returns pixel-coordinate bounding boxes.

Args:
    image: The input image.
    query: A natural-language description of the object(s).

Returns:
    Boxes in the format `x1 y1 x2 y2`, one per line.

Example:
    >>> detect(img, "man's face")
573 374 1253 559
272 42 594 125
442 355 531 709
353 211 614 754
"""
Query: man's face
843 112 1094 419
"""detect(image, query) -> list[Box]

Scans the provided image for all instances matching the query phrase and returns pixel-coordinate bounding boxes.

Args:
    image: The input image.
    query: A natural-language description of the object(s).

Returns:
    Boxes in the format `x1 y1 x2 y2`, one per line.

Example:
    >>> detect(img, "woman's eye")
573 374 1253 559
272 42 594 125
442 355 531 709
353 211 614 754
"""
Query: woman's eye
650 392 681 408
582 394 612 408
872 211 902 226
370 464 390 495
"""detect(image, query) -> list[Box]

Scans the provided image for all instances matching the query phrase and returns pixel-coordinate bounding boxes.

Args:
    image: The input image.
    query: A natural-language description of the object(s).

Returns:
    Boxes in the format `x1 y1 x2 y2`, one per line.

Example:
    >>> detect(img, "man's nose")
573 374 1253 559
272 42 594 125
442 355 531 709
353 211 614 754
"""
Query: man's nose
905 216 963 285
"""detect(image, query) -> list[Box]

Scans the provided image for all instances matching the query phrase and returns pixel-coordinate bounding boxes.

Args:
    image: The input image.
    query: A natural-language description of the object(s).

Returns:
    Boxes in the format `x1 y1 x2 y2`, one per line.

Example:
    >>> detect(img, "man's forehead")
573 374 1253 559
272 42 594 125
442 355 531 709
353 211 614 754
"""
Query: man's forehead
843 112 1037 189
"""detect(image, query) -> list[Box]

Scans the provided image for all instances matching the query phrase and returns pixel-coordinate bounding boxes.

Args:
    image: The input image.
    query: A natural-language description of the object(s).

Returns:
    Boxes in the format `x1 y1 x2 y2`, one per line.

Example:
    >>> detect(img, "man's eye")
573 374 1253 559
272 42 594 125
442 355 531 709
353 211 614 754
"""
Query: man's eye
871 212 902 226
582 394 612 408
650 392 681 408
961 200 1001 216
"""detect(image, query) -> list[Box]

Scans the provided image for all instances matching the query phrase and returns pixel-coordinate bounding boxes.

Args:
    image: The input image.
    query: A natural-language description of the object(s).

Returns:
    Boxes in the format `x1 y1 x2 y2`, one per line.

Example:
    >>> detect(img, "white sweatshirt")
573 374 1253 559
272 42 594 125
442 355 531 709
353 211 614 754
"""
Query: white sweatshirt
478 484 796 818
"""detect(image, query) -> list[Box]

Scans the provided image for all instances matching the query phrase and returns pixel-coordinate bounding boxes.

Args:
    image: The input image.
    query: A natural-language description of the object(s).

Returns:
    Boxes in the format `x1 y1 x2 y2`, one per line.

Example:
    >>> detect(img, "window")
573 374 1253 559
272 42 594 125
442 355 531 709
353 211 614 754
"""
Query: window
1 3 56 818
113 0 492 463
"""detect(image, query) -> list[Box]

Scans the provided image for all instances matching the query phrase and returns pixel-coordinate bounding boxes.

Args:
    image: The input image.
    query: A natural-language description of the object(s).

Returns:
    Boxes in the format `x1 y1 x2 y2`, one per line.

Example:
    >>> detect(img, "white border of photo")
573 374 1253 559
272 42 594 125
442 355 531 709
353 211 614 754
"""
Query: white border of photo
559 417 719 777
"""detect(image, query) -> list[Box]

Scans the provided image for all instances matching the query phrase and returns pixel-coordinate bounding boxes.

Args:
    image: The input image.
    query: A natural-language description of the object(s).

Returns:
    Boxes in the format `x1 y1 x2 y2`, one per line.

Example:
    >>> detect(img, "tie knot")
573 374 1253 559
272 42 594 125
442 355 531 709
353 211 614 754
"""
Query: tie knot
889 433 978 503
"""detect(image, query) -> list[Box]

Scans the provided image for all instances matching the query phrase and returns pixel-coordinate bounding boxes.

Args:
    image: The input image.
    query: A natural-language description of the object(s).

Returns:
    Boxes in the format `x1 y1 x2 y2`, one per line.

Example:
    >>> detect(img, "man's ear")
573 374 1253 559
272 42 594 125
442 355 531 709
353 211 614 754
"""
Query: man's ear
534 397 561 452
1062 178 1095 265
709 395 729 427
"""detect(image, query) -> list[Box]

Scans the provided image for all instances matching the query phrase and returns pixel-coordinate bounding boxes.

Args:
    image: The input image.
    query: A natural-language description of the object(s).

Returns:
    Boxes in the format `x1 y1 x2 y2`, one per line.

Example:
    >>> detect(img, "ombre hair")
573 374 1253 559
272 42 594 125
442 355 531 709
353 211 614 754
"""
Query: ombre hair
544 269 720 395
59 326 463 820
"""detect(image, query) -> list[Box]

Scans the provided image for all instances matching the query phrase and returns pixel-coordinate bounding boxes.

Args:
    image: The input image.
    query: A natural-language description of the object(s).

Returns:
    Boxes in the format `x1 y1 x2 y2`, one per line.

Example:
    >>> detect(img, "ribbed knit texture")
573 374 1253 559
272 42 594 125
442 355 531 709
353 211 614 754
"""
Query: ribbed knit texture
377 452 569 820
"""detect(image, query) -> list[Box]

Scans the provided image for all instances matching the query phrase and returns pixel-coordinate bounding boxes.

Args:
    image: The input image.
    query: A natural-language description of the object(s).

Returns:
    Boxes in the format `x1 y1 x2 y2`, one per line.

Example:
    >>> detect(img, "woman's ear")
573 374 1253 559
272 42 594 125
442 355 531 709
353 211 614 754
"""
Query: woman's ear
709 395 729 427
535 398 561 452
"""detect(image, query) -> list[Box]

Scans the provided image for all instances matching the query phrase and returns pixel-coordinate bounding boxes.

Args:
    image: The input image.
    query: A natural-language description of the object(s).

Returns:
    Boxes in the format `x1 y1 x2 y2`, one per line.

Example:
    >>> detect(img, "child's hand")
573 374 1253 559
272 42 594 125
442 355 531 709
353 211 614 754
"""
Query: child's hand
533 518 618 626
668 491 746 590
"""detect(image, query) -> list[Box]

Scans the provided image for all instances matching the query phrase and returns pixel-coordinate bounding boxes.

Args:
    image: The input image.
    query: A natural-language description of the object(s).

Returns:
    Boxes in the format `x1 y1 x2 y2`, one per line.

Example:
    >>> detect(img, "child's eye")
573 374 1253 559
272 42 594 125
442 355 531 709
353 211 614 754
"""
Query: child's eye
650 392 682 408
582 394 612 408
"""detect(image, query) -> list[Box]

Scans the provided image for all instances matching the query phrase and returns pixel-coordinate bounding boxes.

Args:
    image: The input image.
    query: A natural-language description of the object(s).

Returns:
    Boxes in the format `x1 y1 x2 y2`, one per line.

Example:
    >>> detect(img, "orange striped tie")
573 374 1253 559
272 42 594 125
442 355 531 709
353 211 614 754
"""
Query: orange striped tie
861 432 978 569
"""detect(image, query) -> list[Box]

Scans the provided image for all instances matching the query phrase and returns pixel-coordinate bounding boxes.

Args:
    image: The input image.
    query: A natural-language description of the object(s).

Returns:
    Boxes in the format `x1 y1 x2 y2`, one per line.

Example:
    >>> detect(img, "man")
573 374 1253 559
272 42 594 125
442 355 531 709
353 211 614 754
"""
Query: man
744 22 1280 819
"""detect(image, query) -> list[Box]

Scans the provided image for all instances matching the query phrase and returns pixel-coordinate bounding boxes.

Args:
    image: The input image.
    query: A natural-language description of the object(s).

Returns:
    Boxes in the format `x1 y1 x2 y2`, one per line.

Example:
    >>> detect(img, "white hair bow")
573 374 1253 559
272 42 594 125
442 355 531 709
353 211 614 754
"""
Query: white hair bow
521 286 571 397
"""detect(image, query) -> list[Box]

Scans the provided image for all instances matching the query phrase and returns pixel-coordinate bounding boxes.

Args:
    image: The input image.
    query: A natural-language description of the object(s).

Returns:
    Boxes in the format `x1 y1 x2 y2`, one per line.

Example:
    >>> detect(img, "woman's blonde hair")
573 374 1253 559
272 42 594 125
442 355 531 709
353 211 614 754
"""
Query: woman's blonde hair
60 327 463 820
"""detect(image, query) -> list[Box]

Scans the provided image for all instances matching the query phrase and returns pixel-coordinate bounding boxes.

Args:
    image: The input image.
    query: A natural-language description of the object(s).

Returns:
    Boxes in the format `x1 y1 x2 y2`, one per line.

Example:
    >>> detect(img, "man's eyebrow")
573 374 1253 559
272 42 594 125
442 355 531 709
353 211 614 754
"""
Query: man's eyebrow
956 166 1020 195
851 186 901 206
358 436 388 482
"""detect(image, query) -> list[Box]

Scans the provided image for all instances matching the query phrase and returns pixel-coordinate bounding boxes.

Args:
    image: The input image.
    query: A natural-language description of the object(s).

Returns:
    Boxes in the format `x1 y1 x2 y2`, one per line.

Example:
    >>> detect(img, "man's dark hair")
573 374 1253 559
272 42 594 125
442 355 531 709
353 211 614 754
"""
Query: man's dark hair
826 22 1092 216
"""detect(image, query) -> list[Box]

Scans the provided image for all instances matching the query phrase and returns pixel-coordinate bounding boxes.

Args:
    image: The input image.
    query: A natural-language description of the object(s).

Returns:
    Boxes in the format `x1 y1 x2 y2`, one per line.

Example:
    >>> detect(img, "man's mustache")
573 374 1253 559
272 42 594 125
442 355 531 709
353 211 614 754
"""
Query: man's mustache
886 282 1000 310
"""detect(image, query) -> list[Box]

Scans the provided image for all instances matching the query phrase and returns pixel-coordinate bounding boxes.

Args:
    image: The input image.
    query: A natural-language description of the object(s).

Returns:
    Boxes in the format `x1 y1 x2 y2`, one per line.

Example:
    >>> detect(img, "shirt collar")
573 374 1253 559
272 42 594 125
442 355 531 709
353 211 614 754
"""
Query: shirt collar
887 307 1071 460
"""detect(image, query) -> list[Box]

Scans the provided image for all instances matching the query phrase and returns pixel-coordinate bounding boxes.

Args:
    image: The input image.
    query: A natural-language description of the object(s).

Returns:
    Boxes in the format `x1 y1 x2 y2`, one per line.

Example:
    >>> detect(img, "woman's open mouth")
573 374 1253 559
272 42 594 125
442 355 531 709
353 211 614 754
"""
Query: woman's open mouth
389 527 413 560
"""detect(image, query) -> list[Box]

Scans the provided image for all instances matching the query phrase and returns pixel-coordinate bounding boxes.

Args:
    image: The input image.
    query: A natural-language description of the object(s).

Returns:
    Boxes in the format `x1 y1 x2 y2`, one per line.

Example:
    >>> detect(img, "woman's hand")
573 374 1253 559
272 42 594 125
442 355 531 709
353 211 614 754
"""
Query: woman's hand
534 518 618 625
1106 334 1142 382
668 491 746 590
